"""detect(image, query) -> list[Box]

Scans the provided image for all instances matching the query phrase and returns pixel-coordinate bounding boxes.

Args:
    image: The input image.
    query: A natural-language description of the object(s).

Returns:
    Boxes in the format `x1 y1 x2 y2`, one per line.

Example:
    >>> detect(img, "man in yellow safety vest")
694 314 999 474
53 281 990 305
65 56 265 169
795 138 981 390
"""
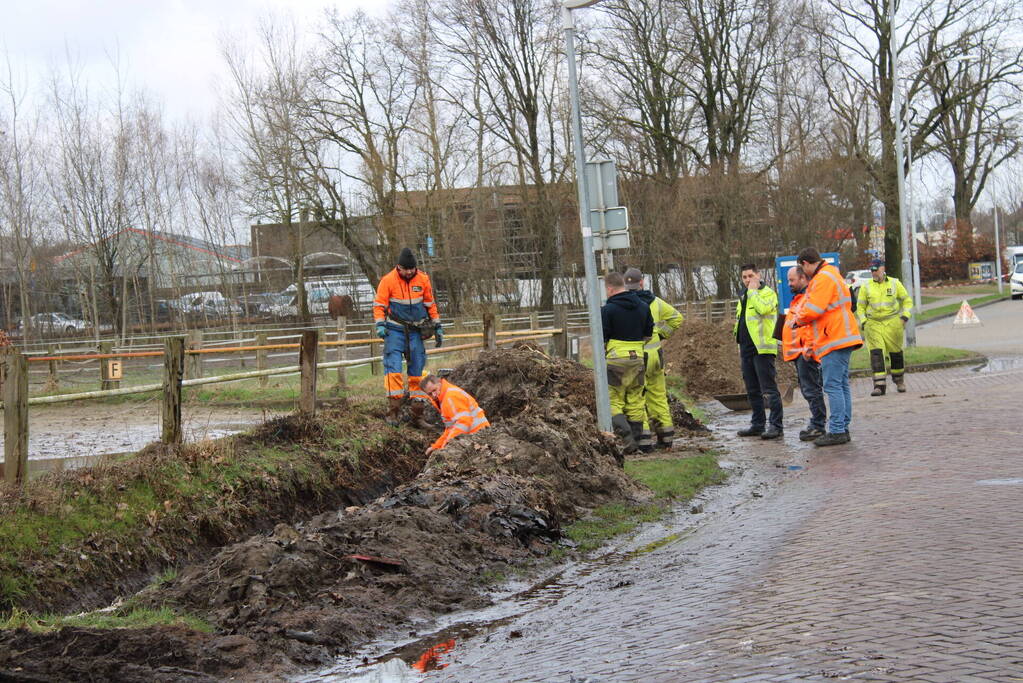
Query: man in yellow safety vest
733 263 782 439
856 259 912 396
624 268 683 450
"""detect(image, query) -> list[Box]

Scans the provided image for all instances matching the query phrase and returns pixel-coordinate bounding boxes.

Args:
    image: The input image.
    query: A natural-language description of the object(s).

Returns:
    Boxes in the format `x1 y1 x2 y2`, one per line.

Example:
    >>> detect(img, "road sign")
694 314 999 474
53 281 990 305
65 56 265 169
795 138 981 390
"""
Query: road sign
592 230 631 251
585 159 619 209
590 206 629 232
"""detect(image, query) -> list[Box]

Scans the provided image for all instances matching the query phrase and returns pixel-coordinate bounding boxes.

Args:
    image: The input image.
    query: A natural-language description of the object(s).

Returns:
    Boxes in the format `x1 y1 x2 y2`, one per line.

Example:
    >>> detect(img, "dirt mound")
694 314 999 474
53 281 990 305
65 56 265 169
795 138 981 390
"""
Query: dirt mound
663 320 796 398
2 349 645 680
446 345 597 418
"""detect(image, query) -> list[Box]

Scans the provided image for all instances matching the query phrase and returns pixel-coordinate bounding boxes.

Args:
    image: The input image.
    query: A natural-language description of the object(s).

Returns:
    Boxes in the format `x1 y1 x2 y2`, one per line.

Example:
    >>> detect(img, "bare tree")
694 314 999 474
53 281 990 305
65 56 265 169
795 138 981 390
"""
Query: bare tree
924 25 1023 223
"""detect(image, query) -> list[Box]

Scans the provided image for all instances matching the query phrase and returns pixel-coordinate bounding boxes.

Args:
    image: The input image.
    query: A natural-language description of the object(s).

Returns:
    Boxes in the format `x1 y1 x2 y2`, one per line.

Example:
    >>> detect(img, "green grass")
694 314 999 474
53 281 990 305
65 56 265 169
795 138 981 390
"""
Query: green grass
849 345 980 371
666 374 707 423
1 604 213 633
564 454 725 552
917 293 1008 324
919 296 942 305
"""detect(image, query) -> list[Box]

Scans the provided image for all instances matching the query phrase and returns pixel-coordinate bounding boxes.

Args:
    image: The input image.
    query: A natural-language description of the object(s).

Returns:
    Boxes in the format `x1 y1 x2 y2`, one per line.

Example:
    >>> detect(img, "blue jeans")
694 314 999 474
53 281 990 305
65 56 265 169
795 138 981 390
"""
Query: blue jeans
820 347 853 434
794 356 827 431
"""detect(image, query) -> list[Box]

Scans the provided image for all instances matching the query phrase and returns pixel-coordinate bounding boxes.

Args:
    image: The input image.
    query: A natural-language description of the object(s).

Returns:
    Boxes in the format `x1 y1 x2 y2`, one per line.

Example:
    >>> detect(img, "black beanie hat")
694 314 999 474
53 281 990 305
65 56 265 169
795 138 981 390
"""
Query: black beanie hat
397 247 417 269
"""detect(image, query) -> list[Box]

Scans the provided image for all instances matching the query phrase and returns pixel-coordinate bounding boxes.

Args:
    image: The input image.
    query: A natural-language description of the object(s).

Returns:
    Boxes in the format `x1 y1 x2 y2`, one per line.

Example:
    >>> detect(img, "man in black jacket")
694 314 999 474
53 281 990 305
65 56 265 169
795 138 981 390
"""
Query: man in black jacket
601 272 655 452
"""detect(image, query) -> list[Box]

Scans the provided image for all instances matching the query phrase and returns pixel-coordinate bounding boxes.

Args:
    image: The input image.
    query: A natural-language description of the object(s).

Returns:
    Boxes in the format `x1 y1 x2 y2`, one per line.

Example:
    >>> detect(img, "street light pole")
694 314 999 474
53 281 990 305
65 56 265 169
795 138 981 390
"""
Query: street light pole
995 207 1004 294
562 1 611 431
889 5 917 346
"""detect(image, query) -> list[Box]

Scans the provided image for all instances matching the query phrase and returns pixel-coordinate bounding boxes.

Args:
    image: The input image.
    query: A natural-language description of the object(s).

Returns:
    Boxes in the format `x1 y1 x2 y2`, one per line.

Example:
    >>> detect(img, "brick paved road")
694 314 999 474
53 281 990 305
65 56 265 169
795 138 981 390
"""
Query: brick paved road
331 358 1023 683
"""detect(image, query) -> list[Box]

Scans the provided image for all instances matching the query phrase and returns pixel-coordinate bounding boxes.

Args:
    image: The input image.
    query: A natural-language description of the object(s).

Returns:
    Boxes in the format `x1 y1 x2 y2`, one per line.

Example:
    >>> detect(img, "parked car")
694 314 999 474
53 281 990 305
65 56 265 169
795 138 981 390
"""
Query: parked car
17 312 89 336
174 291 243 319
1010 262 1023 300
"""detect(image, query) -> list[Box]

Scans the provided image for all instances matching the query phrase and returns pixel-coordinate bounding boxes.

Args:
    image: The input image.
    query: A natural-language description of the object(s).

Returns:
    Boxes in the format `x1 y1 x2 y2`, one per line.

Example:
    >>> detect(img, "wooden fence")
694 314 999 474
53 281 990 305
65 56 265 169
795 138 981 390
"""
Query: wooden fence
0 312 571 486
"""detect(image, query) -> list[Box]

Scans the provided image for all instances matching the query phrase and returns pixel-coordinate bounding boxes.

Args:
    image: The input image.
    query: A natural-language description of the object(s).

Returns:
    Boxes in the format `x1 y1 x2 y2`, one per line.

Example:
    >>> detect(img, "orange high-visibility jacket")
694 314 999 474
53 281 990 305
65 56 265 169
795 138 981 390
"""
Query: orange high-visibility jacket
781 293 814 361
430 379 490 450
794 263 862 358
373 268 439 325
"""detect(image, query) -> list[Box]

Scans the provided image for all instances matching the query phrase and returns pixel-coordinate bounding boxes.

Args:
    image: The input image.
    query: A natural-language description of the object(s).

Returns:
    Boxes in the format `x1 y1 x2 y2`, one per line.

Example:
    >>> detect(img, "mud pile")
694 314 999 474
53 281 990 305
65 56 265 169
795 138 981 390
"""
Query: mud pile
0 349 645 681
664 320 795 398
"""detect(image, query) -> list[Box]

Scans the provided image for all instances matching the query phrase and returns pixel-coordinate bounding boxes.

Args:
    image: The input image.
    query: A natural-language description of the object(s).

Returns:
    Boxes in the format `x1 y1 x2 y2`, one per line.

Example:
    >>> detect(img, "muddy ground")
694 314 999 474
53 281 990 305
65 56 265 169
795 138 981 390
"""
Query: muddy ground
664 319 796 398
0 348 649 682
0 402 285 471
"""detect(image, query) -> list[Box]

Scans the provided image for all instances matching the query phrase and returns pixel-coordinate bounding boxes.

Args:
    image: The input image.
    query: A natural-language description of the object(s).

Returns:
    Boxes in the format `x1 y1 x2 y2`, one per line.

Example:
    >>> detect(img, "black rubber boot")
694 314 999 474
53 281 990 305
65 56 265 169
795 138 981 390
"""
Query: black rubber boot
656 426 675 450
612 414 638 454
629 421 655 453
870 349 886 396
890 351 906 392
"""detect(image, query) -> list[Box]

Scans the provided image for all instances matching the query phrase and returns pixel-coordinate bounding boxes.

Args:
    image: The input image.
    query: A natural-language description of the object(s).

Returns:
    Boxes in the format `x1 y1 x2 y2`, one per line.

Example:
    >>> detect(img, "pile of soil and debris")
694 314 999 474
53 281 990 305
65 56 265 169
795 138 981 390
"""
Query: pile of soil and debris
0 349 646 681
663 319 796 398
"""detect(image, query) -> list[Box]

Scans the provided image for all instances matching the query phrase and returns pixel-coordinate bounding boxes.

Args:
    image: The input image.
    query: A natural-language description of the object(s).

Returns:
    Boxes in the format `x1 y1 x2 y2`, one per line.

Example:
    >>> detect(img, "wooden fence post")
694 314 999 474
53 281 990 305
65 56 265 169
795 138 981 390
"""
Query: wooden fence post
529 311 539 331
256 333 268 388
336 317 347 389
483 313 497 350
162 337 185 445
552 305 569 358
46 344 59 392
99 341 120 390
185 330 203 379
705 297 713 322
299 330 318 414
3 351 28 486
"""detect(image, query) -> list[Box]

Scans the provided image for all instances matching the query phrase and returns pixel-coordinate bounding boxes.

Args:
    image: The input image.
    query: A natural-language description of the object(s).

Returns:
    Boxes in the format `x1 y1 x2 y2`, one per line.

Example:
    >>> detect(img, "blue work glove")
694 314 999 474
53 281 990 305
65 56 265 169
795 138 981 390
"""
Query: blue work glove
434 323 443 348
375 322 387 339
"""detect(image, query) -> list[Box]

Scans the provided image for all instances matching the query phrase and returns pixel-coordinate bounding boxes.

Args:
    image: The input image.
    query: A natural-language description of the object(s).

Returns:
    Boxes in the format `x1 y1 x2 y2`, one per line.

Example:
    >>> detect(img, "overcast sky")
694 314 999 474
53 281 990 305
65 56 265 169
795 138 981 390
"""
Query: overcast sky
1 0 386 123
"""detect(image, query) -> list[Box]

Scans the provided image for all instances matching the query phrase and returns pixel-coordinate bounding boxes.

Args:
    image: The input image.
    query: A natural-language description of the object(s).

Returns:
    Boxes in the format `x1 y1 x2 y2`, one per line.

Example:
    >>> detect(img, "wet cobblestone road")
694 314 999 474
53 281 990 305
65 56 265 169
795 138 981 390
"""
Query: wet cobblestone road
388 360 1023 682
308 354 1023 683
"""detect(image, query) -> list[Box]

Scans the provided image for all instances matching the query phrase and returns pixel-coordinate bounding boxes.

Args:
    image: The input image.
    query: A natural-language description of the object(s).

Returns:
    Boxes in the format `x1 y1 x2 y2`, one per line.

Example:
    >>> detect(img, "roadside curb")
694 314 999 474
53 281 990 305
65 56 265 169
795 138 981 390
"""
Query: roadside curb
849 354 987 378
916 295 1011 327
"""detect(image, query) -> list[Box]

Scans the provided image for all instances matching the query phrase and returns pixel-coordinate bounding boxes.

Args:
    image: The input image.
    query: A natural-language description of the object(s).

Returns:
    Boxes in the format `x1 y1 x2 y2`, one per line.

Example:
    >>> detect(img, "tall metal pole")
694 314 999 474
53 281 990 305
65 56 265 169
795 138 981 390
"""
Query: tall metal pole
563 5 611 431
994 207 1004 294
889 6 917 345
906 107 922 309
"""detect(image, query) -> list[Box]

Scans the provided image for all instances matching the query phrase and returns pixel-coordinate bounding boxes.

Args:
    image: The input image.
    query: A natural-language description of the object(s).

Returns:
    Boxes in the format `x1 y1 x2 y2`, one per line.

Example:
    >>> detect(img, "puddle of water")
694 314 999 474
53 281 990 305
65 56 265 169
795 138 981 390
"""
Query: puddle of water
972 357 1023 373
787 465 804 471
976 478 1023 486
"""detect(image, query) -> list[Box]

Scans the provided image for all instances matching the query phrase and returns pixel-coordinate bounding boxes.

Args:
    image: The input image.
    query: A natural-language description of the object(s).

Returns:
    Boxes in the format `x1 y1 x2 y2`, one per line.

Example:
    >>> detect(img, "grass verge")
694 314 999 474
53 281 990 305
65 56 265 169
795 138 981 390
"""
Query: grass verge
564 454 725 552
1 604 213 634
849 345 980 371
917 293 1008 323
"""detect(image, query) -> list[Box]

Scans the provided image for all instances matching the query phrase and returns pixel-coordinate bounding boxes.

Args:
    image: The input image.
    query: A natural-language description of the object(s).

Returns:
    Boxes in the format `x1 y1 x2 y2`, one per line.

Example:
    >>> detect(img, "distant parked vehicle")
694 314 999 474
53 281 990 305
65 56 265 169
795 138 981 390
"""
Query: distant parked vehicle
175 291 242 319
1010 262 1023 300
17 312 89 336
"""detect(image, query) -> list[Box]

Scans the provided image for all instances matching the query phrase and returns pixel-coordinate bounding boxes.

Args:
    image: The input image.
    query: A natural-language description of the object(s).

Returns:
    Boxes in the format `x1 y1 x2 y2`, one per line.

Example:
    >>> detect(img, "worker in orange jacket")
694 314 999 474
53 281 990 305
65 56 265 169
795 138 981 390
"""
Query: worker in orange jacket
373 248 443 426
793 248 862 447
421 374 490 453
782 266 827 441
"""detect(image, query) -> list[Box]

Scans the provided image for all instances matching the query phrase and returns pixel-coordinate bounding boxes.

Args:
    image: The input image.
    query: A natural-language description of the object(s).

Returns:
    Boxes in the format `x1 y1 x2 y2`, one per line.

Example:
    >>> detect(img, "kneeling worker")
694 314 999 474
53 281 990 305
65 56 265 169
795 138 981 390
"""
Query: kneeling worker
856 259 912 396
601 271 655 453
421 374 490 454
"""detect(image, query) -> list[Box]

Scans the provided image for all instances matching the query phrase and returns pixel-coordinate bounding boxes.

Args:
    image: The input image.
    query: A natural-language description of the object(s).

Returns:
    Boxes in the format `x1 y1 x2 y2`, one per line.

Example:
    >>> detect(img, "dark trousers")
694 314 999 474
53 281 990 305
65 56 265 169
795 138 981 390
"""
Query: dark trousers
740 346 783 430
794 356 827 431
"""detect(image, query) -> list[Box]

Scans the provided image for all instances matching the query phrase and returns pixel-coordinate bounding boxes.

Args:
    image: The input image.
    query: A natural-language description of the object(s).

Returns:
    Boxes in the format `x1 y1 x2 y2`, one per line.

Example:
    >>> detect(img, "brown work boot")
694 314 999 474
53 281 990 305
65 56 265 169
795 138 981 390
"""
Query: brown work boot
893 375 906 393
870 382 886 397
385 396 403 426
409 399 432 429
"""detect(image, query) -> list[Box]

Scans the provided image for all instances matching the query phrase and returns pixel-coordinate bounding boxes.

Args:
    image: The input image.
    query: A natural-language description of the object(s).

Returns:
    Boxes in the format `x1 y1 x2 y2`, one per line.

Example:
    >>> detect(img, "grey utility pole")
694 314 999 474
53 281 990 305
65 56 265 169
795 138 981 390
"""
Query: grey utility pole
995 207 1004 294
888 4 917 346
562 0 611 431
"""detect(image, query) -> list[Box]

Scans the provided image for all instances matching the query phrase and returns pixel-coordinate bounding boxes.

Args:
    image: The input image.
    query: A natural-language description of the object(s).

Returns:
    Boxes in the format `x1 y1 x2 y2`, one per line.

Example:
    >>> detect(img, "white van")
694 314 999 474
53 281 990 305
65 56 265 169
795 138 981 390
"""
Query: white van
273 278 375 317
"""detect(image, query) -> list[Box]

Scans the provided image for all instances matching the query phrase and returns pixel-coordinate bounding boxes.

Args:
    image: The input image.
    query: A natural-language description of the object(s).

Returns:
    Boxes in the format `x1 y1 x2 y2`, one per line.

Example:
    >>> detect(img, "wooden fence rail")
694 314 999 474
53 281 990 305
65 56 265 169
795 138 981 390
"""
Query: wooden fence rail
1 325 567 486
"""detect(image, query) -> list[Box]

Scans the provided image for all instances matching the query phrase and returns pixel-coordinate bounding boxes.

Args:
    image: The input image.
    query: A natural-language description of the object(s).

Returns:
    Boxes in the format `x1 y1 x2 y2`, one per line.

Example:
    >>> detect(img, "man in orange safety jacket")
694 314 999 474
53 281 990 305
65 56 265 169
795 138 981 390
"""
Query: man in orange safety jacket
781 266 827 442
421 374 490 453
373 247 443 427
793 247 862 447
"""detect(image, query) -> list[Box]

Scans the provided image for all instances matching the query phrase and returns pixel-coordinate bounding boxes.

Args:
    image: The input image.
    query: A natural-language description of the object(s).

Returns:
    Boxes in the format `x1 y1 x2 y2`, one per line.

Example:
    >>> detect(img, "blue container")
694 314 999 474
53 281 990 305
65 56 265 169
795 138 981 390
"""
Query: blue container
774 252 840 312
